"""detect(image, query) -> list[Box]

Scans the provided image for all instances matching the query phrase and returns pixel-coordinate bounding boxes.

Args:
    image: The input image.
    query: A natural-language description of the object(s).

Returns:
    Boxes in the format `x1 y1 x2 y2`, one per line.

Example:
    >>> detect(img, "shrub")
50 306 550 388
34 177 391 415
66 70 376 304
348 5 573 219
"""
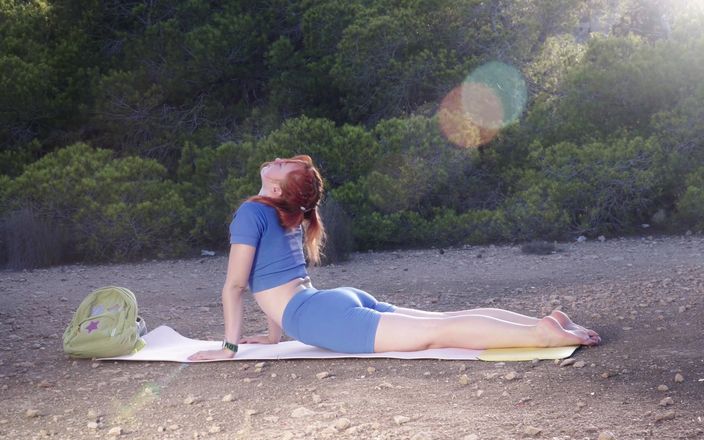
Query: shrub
319 196 354 265
675 167 704 232
3 143 190 266
516 136 667 237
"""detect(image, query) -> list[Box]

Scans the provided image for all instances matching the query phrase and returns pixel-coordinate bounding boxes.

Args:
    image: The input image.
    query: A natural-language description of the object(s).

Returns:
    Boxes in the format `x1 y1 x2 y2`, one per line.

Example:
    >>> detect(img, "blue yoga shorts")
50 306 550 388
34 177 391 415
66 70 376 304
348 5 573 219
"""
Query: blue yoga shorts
282 287 396 353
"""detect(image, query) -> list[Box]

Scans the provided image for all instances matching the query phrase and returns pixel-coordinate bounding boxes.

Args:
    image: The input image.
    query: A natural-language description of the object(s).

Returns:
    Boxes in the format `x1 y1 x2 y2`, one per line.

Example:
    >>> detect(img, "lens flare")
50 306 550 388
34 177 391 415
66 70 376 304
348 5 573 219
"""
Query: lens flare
112 363 189 422
438 61 527 148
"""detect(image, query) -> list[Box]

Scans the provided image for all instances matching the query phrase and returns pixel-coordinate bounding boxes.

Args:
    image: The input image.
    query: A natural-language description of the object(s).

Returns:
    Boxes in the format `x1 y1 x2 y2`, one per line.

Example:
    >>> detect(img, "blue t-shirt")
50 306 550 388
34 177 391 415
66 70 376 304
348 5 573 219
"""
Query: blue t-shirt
229 201 308 293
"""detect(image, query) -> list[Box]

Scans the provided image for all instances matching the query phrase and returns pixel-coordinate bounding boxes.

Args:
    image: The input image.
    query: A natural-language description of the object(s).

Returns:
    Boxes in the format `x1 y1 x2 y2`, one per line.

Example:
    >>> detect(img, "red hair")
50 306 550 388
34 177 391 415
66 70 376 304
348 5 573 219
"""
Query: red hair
248 155 326 265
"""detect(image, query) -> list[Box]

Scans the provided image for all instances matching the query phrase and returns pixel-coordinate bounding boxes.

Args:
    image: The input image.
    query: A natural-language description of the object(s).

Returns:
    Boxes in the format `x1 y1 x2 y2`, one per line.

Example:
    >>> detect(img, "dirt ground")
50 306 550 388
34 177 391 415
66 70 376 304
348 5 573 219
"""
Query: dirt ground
1 234 703 440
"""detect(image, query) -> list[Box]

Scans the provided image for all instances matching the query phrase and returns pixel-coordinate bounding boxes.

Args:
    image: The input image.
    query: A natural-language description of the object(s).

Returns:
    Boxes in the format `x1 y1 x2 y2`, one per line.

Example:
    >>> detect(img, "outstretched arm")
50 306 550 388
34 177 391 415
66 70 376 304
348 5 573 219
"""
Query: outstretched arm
188 244 256 361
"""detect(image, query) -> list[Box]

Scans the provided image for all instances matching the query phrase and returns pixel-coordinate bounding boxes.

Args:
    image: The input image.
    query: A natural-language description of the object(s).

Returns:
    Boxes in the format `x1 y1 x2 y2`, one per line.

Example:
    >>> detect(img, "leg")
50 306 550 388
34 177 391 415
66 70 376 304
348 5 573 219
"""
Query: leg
393 306 540 325
373 313 593 352
394 307 600 343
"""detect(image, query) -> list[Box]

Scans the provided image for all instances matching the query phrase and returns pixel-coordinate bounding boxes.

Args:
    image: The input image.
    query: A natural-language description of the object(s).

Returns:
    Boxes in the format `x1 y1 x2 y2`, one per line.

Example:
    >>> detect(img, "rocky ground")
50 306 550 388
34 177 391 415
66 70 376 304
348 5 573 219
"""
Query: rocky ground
1 234 703 439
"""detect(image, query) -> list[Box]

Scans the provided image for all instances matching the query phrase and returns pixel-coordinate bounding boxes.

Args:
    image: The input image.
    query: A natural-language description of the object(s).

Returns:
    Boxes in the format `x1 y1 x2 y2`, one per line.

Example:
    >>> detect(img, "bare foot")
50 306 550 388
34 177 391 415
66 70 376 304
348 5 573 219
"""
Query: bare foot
535 316 590 347
550 310 601 345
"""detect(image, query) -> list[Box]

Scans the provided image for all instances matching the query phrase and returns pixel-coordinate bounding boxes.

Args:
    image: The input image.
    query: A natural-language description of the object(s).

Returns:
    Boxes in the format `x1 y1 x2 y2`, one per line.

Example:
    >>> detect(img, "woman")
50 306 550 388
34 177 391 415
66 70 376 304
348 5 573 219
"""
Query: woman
188 155 600 360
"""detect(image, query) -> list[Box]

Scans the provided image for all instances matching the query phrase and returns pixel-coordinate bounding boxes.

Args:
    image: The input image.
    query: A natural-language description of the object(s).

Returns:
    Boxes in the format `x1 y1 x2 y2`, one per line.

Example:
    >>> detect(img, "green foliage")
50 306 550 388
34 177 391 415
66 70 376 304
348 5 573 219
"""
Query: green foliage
675 167 704 232
3 143 189 263
513 136 667 236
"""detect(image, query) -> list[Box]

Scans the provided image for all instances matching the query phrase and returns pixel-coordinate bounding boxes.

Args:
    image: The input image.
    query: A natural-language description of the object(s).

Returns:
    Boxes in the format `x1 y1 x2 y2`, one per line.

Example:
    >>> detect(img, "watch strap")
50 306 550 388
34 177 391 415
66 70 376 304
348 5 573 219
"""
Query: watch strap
222 340 238 353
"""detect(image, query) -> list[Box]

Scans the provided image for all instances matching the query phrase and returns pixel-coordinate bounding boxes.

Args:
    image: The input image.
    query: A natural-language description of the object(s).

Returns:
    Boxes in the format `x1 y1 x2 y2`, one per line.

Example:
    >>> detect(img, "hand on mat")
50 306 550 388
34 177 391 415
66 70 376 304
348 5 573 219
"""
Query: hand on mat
239 334 278 344
187 349 236 361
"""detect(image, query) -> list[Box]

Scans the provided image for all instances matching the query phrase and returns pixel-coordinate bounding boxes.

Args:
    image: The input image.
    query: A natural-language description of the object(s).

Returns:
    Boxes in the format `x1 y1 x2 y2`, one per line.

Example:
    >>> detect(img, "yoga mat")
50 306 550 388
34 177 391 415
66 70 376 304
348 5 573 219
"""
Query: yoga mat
99 326 577 363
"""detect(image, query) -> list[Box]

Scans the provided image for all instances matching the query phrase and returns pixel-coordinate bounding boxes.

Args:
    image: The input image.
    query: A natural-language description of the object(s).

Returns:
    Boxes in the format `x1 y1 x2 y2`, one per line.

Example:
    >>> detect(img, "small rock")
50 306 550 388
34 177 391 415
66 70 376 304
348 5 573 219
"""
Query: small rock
674 373 684 383
107 426 123 436
37 380 52 388
410 433 433 440
316 371 331 380
157 426 165 432
254 362 266 369
655 410 676 422
87 421 99 429
524 425 542 436
208 425 221 434
560 358 576 367
291 407 315 418
504 371 519 381
222 394 234 402
463 435 479 440
91 363 100 369
476 390 484 397
183 396 197 405
393 415 411 425
367 367 376 374
657 384 669 392
459 374 470 385
598 235 606 242
244 409 257 416
312 393 322 404
334 418 351 431
168 424 180 431
659 397 674 406
597 432 616 440
573 361 586 368
25 409 40 418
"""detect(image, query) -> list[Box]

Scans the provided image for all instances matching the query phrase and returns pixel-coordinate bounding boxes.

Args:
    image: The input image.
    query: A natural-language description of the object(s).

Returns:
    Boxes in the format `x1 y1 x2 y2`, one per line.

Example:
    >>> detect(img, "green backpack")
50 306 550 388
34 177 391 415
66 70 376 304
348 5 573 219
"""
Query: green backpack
63 286 146 358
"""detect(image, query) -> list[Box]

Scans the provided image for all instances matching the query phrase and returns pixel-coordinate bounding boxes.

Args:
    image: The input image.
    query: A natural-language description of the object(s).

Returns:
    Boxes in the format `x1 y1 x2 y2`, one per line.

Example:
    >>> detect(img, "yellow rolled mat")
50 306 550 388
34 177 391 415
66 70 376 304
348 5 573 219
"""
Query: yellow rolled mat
478 345 579 362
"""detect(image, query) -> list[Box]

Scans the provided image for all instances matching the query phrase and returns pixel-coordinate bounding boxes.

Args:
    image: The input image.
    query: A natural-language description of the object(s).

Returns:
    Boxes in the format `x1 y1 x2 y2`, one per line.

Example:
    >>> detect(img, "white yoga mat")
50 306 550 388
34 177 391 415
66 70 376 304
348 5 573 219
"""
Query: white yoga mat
99 325 484 362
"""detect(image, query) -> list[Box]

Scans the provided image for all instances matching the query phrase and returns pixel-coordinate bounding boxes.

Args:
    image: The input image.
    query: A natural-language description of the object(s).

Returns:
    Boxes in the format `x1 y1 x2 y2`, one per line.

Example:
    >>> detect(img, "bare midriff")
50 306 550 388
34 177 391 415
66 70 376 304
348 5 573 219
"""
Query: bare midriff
253 277 313 327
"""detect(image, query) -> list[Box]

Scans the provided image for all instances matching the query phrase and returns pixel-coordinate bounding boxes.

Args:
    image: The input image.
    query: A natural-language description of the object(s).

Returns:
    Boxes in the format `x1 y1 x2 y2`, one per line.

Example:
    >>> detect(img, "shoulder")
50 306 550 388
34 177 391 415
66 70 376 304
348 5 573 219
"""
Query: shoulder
235 200 274 217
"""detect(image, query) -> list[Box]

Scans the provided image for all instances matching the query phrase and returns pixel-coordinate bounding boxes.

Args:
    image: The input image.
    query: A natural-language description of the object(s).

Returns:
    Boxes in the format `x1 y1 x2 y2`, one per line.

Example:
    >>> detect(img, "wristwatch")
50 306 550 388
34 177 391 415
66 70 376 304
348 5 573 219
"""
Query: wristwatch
222 340 238 353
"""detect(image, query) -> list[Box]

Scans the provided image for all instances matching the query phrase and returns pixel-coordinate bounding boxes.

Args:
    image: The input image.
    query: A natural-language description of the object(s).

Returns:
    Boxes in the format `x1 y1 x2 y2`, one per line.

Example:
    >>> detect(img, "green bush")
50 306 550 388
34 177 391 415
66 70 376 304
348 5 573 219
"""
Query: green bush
514 136 667 237
3 143 190 266
675 167 704 232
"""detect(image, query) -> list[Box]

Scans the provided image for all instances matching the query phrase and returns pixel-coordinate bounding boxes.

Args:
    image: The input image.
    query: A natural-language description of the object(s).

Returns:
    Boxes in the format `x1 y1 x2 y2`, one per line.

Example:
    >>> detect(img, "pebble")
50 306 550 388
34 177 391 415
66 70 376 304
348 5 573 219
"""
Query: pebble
367 367 376 374
598 432 616 440
168 424 180 431
463 435 479 440
459 374 470 385
87 421 99 429
655 410 676 422
657 384 669 392
560 358 576 367
659 397 674 406
504 371 519 381
334 418 351 431
316 371 331 380
573 361 586 368
157 426 165 432
107 426 123 436
291 407 315 418
312 394 322 404
244 409 257 416
183 396 197 405
410 433 432 440
393 415 411 425
222 394 234 402
675 373 684 383
476 390 484 397
25 409 40 418
524 425 542 436
208 425 221 434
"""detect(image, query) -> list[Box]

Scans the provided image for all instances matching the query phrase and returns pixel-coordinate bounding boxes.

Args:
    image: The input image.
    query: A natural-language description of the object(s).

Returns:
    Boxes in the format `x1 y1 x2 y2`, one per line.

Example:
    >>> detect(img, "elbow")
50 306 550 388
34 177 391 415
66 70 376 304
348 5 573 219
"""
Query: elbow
223 283 247 297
